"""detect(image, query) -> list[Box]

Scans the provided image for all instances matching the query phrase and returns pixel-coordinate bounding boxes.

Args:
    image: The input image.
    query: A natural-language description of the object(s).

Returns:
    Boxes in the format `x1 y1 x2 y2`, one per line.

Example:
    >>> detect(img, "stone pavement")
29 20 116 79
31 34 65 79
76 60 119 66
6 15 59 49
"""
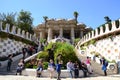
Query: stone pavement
0 75 120 80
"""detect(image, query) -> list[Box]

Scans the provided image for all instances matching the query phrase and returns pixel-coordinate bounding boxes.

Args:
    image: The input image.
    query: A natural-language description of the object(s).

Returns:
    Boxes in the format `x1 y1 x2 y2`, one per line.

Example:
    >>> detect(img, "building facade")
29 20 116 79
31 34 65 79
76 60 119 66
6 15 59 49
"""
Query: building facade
34 19 92 43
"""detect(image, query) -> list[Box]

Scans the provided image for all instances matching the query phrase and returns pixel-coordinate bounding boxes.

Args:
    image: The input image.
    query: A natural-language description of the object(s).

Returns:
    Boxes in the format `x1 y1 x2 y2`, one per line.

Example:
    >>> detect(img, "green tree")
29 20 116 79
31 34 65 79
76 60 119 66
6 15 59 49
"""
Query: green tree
74 38 80 46
73 11 79 24
0 12 17 28
17 10 34 34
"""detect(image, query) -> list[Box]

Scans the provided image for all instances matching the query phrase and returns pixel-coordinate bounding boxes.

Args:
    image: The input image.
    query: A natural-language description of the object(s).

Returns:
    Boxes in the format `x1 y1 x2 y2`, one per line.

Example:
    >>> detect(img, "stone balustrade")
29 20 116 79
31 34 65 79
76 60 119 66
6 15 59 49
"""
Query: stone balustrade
0 21 38 42
80 19 120 45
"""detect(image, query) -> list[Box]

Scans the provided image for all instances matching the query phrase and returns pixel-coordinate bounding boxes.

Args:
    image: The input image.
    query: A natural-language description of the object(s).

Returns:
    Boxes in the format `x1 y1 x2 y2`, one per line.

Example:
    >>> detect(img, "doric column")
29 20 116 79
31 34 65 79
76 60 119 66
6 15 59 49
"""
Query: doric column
71 27 75 43
80 30 83 38
59 27 63 37
40 31 46 39
47 28 53 41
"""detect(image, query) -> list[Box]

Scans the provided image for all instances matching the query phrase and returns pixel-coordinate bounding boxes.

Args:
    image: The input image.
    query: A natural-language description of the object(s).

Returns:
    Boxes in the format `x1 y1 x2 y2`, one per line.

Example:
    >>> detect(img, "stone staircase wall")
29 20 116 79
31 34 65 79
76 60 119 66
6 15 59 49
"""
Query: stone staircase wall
75 49 118 76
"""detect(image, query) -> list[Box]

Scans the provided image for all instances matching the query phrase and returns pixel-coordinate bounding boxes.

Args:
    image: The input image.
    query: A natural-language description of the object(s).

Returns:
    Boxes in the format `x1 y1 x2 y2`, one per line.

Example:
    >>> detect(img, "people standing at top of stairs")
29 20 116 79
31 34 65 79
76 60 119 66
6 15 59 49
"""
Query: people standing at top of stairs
7 54 13 72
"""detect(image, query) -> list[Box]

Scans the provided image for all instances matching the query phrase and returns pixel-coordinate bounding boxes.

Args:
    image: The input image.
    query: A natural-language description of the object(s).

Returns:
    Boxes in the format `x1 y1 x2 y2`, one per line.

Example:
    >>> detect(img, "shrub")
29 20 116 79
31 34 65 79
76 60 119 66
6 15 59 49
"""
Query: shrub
37 51 49 61
43 62 48 69
44 42 79 68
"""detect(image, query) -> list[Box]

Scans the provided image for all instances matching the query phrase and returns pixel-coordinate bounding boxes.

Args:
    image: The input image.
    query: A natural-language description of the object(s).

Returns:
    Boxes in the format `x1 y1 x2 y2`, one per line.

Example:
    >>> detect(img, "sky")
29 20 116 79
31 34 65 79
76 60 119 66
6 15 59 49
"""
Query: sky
0 0 120 29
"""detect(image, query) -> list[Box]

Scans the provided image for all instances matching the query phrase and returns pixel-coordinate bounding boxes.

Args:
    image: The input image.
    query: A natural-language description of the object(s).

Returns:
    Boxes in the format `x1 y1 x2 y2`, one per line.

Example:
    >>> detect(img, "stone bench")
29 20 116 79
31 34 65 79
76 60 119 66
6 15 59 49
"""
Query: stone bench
22 68 84 78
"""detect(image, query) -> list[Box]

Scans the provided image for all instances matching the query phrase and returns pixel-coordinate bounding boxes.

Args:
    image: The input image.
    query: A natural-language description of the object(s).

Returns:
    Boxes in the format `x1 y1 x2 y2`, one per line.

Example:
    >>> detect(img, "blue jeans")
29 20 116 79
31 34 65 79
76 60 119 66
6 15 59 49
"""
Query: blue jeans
69 70 73 78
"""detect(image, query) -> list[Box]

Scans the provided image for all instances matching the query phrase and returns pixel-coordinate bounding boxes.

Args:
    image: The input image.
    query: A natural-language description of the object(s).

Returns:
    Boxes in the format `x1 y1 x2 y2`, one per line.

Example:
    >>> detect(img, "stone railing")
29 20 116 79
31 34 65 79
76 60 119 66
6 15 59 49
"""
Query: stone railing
79 19 120 45
0 22 38 42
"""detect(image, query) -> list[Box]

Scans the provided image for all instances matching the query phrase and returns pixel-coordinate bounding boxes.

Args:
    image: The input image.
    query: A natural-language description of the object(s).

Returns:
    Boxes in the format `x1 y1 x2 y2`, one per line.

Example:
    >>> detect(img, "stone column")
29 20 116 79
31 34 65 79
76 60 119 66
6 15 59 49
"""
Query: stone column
71 27 75 43
47 28 53 41
59 27 63 37
80 30 83 38
40 31 43 39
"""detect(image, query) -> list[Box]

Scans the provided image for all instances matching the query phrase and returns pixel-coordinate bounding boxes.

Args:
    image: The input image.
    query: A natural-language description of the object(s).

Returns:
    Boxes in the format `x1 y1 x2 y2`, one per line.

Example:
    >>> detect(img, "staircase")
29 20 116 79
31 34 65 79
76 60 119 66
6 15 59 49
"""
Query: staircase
75 48 117 76
0 59 20 75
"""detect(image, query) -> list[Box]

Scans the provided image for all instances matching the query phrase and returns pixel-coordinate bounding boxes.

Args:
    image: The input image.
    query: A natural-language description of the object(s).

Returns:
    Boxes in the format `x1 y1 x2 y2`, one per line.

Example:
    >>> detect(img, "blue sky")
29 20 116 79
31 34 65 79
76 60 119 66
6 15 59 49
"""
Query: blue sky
0 0 120 29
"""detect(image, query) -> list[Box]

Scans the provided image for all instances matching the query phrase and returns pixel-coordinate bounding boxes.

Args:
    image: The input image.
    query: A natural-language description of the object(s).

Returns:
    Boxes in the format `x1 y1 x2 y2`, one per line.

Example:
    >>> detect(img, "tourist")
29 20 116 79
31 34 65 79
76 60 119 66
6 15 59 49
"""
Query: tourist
47 59 56 78
117 59 120 74
16 59 24 75
86 56 93 74
67 60 74 78
36 59 43 77
74 61 79 78
56 60 62 80
81 61 88 77
101 57 108 76
22 47 27 59
7 54 13 71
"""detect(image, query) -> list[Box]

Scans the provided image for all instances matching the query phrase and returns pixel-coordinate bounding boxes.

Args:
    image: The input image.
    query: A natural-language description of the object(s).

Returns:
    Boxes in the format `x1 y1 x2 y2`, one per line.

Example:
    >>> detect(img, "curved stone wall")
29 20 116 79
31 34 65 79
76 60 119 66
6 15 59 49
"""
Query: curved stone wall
0 22 38 42
0 38 26 57
78 19 120 62
80 19 120 45
86 35 120 61
0 22 38 57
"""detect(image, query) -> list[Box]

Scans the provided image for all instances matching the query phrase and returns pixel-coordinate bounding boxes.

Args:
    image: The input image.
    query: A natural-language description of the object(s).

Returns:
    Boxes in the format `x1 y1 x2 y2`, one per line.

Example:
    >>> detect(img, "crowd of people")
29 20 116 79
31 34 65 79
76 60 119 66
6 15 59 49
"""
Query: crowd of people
5 41 120 79
6 44 39 74
35 55 120 79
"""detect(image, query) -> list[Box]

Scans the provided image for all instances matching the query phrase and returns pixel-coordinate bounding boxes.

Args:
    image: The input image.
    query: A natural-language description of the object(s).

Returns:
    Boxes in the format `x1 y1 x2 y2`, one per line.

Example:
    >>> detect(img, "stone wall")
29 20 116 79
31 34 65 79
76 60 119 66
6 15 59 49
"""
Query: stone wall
79 19 120 45
0 38 26 57
0 22 38 57
86 34 120 62
77 19 120 62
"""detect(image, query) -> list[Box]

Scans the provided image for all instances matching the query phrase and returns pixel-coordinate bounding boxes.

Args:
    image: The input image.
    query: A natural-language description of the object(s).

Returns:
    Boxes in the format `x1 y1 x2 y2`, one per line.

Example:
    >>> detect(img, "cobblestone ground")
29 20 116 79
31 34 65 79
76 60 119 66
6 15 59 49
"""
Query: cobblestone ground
0 75 120 80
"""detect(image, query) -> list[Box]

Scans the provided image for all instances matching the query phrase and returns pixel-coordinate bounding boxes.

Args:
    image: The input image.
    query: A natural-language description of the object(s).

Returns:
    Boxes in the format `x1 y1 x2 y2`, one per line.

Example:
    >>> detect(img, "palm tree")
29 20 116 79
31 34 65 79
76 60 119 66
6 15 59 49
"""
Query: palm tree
104 16 111 23
0 12 17 27
73 11 79 24
43 16 48 39
17 10 34 34
43 16 48 28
